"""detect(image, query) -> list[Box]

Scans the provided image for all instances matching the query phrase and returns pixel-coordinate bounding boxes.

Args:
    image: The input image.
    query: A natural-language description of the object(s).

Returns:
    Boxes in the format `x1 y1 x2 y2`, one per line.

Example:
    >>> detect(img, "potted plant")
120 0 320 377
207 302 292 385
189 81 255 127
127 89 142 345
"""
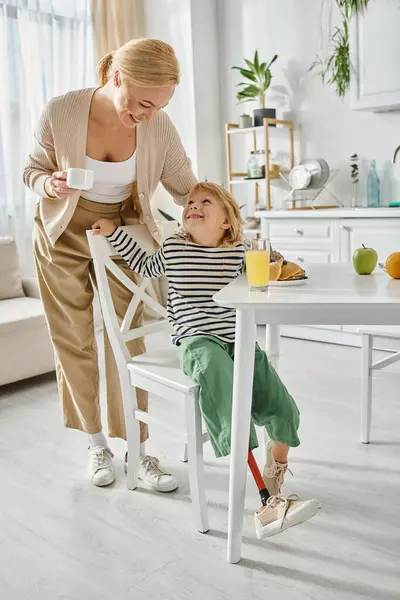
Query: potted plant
232 51 278 126
239 114 252 128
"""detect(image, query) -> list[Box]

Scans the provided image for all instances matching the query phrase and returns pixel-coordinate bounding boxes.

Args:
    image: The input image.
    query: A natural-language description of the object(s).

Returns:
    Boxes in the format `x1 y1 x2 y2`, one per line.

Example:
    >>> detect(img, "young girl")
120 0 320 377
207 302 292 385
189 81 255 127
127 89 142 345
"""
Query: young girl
92 182 321 539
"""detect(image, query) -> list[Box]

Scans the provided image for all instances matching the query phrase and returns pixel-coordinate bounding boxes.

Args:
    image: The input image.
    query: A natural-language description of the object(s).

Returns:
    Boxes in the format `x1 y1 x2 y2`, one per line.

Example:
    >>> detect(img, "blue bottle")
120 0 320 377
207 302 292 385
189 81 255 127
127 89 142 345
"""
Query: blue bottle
367 160 380 208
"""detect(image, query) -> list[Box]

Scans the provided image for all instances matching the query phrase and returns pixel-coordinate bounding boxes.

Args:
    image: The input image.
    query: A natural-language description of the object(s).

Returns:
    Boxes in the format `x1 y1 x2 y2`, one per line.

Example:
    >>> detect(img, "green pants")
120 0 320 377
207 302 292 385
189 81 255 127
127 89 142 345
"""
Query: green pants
178 336 300 458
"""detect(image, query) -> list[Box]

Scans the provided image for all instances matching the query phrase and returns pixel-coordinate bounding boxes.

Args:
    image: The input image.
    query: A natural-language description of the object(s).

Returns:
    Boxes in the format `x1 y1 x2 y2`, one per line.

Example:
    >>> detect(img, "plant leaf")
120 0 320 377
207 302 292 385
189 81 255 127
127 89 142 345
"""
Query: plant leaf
254 49 260 73
258 61 266 75
263 71 272 91
238 68 257 83
266 54 278 69
244 58 256 72
237 84 260 96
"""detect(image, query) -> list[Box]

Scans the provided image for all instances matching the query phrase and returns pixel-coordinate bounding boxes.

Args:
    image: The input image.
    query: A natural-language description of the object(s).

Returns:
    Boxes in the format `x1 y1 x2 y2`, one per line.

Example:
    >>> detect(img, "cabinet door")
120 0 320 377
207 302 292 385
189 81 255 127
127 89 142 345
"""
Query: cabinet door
271 246 333 267
340 219 400 264
350 0 400 111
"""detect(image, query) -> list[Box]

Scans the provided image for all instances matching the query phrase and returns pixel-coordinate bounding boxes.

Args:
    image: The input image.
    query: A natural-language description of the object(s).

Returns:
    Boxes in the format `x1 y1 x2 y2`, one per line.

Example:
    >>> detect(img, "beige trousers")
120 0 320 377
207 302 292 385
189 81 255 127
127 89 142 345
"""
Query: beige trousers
33 188 148 441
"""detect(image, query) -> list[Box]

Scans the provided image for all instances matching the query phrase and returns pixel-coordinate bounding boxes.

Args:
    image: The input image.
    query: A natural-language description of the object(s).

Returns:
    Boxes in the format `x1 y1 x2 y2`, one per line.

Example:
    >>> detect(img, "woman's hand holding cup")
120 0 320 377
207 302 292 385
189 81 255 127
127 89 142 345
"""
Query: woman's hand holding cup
45 171 76 198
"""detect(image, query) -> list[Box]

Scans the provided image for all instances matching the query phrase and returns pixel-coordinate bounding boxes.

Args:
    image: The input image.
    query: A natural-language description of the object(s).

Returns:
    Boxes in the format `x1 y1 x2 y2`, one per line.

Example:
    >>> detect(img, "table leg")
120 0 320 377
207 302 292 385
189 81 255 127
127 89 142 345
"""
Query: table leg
263 324 281 468
227 309 256 564
266 324 281 372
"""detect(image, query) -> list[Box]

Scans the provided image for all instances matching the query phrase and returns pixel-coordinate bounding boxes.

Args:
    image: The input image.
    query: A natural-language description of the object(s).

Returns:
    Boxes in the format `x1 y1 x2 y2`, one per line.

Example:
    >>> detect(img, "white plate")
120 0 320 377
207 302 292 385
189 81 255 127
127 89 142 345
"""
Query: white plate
269 277 309 287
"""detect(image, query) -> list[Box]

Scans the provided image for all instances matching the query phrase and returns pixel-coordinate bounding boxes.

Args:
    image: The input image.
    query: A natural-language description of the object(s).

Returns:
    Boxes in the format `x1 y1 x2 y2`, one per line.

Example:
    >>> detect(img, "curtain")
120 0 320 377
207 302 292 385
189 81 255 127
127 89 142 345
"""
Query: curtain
0 0 95 274
91 0 144 60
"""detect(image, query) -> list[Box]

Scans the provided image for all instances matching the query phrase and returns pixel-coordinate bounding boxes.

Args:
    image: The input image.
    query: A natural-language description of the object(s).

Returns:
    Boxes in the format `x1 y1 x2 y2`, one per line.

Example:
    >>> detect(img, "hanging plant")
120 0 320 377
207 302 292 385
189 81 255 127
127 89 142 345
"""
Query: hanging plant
310 0 372 97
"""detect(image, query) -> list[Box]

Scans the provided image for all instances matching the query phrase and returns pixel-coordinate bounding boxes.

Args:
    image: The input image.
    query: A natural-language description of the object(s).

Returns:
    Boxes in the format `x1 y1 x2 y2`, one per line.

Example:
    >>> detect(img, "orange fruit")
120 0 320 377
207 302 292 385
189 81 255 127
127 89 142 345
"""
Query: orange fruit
270 262 281 281
385 252 400 279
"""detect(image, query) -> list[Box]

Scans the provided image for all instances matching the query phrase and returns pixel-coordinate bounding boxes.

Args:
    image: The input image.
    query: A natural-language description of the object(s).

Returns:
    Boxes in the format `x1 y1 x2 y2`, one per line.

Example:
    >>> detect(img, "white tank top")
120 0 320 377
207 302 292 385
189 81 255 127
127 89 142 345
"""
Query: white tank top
81 152 136 203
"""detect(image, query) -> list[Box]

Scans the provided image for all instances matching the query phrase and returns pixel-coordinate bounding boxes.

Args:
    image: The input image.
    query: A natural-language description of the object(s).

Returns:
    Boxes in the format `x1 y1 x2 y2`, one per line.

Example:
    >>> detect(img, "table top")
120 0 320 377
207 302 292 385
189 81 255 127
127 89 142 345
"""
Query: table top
213 264 400 325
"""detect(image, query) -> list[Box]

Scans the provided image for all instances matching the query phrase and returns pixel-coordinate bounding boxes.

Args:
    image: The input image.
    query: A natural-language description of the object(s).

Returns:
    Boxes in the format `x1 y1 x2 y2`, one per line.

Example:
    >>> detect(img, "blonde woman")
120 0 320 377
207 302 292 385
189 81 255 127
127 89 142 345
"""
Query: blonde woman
24 39 196 490
92 182 321 540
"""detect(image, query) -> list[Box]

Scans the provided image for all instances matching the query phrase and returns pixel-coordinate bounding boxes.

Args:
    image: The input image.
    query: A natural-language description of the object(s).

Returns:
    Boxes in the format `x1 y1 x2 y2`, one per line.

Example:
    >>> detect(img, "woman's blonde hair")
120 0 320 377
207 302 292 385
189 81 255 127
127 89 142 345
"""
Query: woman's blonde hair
97 38 180 87
187 182 243 247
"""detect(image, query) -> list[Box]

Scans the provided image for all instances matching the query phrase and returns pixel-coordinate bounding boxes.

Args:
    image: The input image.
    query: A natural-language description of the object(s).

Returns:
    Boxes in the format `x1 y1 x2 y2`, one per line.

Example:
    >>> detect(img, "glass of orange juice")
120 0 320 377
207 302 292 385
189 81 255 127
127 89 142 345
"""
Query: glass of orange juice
245 238 270 291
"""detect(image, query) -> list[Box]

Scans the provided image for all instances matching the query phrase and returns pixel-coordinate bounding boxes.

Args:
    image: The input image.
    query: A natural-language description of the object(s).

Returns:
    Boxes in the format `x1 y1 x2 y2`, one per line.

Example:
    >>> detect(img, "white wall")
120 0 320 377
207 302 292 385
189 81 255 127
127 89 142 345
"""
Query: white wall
143 0 197 222
143 0 224 222
217 0 400 208
190 0 224 184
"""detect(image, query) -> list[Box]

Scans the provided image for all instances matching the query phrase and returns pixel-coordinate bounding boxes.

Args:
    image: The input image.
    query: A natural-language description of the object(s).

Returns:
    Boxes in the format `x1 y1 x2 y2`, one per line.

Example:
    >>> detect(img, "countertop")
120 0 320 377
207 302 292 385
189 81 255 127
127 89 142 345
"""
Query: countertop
255 207 400 219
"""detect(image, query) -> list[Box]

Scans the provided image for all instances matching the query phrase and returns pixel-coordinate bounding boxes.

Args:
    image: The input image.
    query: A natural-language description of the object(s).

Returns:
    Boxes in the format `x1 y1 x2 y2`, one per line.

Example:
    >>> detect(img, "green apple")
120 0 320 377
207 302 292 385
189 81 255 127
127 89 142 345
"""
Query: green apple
352 244 378 275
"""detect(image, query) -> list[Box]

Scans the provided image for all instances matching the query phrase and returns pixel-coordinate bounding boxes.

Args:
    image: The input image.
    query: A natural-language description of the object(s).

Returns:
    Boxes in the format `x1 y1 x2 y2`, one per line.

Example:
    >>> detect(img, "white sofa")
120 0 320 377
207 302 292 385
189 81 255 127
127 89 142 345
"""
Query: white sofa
0 237 55 386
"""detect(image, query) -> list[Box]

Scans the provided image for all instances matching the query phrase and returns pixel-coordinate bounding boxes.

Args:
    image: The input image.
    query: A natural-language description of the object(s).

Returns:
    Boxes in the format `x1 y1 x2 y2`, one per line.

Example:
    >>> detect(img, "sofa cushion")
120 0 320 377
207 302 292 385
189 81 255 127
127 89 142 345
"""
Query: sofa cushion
0 297 48 334
0 237 24 300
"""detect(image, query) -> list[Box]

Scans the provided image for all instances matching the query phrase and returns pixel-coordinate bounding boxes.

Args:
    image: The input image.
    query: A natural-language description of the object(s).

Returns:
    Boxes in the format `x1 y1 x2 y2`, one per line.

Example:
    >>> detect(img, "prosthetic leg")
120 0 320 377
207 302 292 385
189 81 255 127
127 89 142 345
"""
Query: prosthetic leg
248 449 270 505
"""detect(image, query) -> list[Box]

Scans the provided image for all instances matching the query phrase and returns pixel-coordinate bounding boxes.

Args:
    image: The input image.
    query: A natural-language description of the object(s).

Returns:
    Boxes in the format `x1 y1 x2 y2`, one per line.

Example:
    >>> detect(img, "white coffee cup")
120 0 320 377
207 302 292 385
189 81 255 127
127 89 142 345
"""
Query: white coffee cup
66 168 94 190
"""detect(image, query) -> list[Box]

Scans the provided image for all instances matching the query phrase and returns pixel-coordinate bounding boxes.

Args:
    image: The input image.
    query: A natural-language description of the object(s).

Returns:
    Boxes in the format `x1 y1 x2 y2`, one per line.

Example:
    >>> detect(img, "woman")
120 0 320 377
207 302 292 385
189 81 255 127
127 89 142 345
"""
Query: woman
23 38 197 490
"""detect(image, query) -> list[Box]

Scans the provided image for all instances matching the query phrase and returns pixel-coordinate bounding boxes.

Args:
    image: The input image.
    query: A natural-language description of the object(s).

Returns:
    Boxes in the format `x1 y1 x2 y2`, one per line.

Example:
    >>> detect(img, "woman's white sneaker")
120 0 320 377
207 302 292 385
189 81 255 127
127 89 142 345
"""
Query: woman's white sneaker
125 454 178 492
88 446 115 487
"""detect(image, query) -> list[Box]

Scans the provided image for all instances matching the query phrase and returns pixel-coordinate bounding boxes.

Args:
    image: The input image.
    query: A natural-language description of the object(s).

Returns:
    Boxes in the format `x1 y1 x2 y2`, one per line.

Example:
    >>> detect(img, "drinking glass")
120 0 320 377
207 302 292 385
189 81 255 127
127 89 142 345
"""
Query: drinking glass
245 238 270 291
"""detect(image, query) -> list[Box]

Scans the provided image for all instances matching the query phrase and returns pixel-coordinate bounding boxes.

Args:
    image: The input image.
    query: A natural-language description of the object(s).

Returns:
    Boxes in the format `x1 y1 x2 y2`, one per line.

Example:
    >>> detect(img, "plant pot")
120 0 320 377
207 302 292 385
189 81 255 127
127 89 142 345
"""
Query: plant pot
239 115 252 128
253 108 276 127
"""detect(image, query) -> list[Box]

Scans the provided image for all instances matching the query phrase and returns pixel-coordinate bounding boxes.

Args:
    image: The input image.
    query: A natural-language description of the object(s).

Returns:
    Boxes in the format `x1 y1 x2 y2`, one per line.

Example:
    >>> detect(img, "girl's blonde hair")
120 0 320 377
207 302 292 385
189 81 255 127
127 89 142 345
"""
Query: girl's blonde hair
97 38 180 87
187 182 243 247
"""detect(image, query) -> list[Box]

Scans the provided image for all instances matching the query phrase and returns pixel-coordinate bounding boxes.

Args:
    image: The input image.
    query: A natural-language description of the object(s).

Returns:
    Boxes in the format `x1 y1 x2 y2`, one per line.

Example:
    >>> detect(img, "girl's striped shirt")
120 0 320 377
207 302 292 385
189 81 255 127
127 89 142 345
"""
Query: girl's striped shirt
107 228 244 344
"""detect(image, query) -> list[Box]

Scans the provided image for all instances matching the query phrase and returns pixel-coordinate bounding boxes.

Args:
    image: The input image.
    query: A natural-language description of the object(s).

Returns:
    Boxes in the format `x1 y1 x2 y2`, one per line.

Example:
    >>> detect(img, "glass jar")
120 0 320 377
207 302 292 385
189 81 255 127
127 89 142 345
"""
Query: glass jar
247 150 265 179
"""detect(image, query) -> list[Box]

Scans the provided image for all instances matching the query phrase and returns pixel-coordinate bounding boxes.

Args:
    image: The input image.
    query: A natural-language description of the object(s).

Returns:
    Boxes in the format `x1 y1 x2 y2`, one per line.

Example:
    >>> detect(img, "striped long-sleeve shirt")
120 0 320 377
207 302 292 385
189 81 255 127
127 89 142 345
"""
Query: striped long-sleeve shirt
107 227 244 344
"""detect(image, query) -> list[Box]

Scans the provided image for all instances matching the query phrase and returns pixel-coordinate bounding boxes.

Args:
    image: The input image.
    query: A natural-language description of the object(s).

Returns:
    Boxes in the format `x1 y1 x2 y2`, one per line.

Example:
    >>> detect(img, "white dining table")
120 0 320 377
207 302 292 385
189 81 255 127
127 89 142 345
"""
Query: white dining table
213 263 400 564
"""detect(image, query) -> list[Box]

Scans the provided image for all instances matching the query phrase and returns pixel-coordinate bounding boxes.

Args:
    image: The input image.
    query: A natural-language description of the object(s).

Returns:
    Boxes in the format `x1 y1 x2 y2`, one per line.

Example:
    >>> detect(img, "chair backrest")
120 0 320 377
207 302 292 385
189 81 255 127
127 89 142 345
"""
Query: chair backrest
87 223 176 370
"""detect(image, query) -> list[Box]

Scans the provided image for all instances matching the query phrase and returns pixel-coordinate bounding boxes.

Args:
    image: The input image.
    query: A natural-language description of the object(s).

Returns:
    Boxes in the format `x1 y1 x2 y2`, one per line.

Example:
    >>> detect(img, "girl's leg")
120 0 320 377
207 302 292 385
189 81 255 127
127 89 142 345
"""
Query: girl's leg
270 442 289 464
250 344 300 495
179 336 259 458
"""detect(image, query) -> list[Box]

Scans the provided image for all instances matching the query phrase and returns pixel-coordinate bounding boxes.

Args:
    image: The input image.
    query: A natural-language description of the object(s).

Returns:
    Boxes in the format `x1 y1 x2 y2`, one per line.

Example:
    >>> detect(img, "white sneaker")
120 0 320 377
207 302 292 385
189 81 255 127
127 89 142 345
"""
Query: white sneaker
254 494 321 540
88 446 115 487
125 454 178 492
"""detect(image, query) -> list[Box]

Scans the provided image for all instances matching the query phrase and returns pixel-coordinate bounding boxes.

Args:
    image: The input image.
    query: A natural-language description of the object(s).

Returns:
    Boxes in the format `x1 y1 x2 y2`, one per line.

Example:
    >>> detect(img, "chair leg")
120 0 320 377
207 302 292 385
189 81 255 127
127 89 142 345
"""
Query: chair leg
125 384 141 490
185 394 209 534
180 438 189 463
361 333 373 444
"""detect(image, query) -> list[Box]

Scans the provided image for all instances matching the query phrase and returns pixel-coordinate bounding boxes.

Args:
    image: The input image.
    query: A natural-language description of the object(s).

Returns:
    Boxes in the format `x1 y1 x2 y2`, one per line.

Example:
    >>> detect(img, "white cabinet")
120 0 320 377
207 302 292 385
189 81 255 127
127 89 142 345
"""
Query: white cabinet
340 219 400 264
350 0 400 112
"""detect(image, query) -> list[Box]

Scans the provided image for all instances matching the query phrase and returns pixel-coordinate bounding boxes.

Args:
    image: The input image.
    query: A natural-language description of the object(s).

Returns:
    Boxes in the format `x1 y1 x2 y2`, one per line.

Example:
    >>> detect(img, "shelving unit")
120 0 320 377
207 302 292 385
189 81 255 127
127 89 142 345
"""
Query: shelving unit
225 118 295 210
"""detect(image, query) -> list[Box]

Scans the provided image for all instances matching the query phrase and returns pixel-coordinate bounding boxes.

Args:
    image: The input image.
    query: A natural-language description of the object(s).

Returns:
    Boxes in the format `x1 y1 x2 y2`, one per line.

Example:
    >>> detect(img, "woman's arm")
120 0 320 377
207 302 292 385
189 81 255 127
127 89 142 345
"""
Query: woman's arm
106 226 167 279
160 112 198 206
23 100 58 198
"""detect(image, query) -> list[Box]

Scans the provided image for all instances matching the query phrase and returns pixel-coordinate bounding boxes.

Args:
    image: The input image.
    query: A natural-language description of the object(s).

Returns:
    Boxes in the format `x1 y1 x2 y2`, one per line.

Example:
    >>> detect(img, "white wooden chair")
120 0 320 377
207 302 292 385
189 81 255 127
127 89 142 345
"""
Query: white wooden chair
360 327 400 443
87 225 209 533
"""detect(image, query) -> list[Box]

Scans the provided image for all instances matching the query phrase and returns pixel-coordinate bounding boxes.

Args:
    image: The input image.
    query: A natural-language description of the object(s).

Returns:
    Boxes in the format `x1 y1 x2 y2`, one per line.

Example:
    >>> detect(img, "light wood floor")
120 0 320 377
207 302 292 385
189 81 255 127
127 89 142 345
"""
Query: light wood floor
1 334 399 600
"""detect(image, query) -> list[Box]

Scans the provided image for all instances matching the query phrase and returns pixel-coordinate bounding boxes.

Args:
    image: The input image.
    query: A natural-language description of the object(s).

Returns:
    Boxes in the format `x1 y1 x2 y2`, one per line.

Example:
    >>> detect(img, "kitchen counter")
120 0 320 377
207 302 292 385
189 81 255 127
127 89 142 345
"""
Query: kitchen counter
255 207 400 219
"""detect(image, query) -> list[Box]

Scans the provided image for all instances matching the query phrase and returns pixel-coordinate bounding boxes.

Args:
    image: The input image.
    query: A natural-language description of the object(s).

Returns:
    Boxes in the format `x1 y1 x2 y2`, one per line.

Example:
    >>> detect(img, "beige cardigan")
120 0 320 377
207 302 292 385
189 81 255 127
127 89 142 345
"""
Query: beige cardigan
23 88 197 245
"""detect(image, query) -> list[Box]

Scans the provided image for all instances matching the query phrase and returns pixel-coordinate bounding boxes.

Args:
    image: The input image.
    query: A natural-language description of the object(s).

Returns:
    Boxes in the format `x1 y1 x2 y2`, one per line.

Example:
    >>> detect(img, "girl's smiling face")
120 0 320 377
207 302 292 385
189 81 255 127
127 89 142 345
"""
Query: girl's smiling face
182 189 230 246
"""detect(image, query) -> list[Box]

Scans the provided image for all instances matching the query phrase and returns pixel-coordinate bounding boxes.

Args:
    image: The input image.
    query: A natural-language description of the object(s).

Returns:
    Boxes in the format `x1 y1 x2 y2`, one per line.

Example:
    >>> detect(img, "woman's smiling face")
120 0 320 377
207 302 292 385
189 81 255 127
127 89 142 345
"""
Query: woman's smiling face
113 71 175 129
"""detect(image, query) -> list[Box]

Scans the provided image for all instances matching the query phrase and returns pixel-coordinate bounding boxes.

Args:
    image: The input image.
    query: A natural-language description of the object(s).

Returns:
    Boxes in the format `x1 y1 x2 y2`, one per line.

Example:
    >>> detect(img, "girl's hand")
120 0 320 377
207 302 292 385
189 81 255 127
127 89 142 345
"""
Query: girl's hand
45 171 76 198
91 219 117 237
